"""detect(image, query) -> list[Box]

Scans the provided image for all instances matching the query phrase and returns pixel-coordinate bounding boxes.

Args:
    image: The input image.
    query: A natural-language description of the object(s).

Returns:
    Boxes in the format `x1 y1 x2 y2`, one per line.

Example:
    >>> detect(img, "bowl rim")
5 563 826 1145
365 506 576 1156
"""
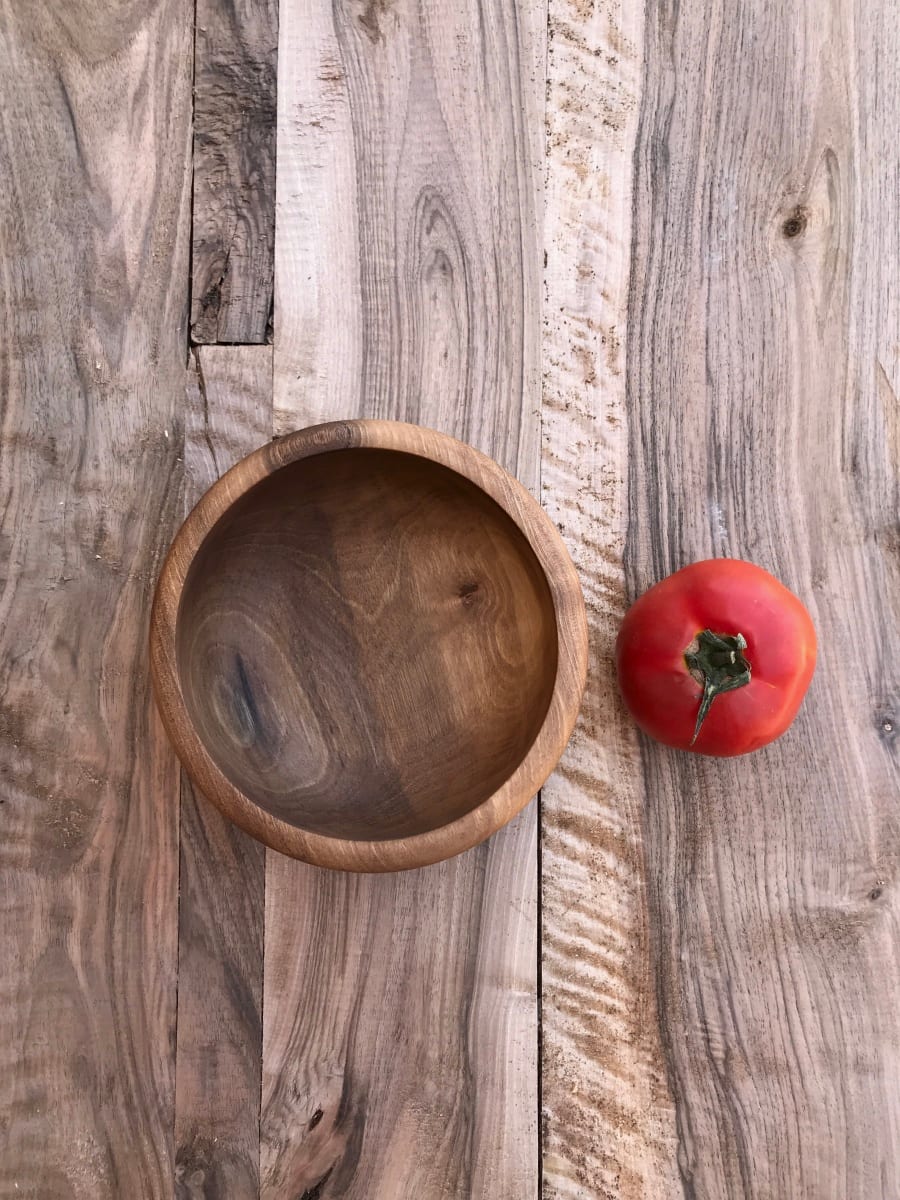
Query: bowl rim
149 418 588 872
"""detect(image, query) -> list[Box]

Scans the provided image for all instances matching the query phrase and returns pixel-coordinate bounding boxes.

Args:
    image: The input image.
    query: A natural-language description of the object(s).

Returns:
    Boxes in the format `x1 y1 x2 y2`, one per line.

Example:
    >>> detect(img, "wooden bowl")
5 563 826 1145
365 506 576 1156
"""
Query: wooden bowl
150 420 587 871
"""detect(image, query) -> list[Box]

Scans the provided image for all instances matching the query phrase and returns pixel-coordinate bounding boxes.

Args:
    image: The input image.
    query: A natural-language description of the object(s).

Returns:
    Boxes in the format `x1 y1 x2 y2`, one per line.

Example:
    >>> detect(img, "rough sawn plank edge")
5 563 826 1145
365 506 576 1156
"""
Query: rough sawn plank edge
540 0 680 1196
190 0 278 344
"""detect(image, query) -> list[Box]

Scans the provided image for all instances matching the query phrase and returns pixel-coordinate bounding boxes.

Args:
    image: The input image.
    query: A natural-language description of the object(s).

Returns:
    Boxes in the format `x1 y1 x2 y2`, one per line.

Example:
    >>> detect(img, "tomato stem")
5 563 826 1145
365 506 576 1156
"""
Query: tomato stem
685 629 752 744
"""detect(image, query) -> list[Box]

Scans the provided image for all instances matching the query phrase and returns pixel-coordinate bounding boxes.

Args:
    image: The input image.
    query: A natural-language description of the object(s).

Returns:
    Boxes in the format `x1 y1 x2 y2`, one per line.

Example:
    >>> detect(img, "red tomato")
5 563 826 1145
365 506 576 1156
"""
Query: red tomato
615 559 817 756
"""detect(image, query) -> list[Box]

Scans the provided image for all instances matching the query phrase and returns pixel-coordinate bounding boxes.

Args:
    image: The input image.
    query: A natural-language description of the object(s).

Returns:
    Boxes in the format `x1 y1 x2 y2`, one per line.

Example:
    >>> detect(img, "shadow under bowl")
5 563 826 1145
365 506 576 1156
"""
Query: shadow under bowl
150 420 587 871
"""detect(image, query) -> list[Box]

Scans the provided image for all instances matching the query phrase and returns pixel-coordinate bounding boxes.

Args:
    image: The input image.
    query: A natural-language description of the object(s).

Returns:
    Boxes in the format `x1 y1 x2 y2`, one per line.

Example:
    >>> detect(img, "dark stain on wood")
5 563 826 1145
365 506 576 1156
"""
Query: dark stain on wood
299 1165 334 1200
230 652 267 746
781 206 809 239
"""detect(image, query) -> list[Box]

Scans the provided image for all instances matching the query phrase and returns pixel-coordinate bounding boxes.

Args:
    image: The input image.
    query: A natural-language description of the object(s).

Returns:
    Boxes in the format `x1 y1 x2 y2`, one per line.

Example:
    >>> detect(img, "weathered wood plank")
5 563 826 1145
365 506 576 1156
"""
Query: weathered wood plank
262 826 537 1198
174 347 272 1199
540 1 680 1196
271 0 544 477
191 0 278 344
0 1 193 1195
184 346 274 493
263 0 545 1195
626 1 900 1196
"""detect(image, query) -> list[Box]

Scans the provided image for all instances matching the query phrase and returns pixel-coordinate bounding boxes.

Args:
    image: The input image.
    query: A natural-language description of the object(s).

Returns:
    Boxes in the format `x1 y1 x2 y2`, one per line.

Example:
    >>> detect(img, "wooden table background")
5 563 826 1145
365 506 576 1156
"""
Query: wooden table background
1 0 898 1196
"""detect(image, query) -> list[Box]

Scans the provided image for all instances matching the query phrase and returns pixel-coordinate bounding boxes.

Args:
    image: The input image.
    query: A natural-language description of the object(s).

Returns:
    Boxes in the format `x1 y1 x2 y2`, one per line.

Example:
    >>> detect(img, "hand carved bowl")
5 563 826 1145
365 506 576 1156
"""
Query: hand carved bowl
150 420 587 871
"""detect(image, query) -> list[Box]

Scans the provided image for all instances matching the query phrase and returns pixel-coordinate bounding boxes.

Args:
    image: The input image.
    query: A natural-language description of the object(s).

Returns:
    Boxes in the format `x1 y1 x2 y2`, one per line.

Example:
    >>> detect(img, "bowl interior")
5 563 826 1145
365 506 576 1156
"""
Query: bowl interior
176 447 558 842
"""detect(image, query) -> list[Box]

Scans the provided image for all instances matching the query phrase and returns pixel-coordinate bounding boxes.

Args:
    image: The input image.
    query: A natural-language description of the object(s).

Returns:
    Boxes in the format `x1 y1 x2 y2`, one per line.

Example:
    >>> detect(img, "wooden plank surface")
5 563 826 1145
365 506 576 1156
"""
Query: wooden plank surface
271 0 543 468
191 0 278 343
540 1 680 1196
3 1 899 1197
0 1 193 1195
263 0 545 1195
174 347 272 1199
623 1 900 1197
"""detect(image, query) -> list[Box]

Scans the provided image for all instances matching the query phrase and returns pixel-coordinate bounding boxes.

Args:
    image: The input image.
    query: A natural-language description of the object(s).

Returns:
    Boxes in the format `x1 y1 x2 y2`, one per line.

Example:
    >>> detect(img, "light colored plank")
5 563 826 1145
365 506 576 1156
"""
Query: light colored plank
174 347 272 1198
625 1 900 1195
540 1 680 1196
191 0 278 343
0 1 193 1195
272 0 544 489
263 0 545 1195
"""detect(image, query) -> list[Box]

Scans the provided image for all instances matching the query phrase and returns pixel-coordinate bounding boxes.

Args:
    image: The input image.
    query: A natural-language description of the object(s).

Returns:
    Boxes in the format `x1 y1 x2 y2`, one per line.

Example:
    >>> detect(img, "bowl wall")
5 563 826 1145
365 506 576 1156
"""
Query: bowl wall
175 446 558 842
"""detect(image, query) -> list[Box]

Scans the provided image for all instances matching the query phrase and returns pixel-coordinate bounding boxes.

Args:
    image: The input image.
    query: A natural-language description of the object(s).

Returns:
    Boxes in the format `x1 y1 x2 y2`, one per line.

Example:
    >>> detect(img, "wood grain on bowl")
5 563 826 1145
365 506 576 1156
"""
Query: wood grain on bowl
150 420 588 873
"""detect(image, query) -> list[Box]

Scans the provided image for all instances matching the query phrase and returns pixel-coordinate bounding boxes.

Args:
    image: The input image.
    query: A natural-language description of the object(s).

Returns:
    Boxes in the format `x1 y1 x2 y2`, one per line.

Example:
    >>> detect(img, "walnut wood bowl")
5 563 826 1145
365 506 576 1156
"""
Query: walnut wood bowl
150 420 588 872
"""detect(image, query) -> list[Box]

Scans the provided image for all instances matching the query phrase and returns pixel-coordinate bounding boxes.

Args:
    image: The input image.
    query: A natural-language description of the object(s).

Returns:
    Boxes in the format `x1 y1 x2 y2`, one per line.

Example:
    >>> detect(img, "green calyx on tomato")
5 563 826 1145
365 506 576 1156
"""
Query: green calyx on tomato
684 629 751 744
615 558 817 757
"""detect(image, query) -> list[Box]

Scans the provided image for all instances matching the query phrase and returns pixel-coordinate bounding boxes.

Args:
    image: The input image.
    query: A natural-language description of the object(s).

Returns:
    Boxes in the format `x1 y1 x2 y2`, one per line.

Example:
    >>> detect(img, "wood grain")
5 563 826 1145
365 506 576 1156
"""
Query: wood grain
264 0 545 1191
191 0 278 343
626 1 900 1196
540 1 680 1196
272 0 544 472
175 347 272 1199
0 1 192 1195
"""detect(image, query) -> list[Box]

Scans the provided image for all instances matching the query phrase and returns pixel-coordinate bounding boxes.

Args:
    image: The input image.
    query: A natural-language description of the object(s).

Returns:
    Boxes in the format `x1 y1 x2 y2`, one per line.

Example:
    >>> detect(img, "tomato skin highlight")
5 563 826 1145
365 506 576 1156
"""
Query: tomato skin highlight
615 559 817 756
